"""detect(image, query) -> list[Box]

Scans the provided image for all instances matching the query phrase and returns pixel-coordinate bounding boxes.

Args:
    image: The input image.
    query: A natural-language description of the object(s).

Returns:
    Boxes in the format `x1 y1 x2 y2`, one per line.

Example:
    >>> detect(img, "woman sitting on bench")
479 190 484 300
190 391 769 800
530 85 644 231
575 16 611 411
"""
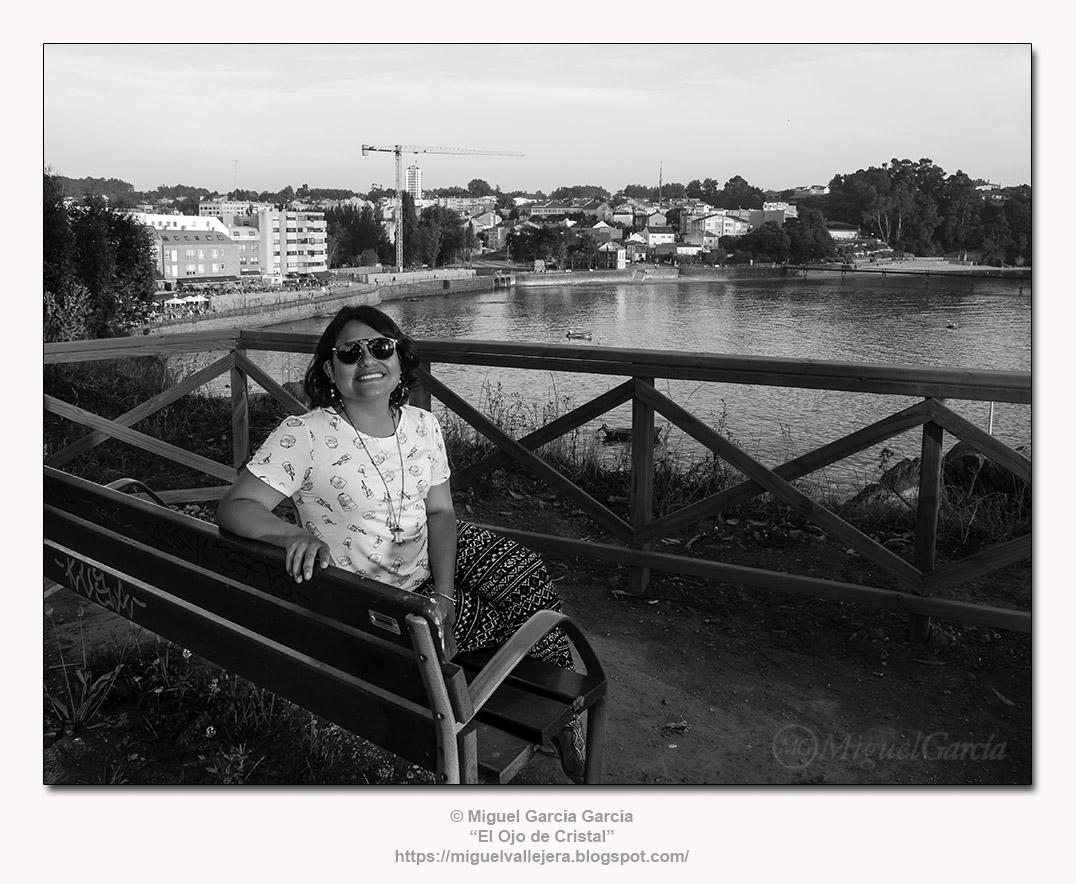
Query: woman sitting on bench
217 305 586 783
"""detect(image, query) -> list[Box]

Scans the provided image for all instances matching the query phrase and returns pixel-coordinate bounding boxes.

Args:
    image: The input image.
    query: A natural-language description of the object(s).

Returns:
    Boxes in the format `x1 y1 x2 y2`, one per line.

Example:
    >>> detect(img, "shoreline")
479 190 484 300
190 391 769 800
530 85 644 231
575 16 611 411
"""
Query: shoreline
146 259 1030 334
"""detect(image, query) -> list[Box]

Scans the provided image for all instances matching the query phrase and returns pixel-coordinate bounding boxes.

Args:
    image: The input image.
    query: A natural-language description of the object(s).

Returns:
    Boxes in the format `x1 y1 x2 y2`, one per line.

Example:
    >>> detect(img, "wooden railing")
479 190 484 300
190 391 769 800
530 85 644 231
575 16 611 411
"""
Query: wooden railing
45 329 1031 637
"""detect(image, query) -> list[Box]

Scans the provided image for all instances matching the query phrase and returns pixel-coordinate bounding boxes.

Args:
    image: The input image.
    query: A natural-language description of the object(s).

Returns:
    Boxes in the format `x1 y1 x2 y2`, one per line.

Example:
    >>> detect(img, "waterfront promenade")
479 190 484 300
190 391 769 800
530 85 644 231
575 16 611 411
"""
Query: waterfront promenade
149 268 497 334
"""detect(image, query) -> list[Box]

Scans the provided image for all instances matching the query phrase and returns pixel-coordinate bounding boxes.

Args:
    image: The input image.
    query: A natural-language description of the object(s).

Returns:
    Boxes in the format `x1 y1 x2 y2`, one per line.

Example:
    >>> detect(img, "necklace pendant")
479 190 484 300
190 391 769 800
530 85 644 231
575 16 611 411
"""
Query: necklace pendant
388 518 403 543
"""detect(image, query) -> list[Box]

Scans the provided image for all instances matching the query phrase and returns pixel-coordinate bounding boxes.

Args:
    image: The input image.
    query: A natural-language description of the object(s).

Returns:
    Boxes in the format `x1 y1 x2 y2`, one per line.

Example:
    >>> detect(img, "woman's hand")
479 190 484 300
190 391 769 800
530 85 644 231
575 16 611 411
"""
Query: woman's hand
284 536 332 583
440 595 457 632
218 472 330 583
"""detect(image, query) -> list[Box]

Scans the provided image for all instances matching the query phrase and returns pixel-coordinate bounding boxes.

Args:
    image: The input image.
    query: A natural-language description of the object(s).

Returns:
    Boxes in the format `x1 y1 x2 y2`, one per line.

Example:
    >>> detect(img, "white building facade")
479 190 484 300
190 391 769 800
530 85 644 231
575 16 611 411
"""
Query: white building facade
405 164 423 201
230 209 329 278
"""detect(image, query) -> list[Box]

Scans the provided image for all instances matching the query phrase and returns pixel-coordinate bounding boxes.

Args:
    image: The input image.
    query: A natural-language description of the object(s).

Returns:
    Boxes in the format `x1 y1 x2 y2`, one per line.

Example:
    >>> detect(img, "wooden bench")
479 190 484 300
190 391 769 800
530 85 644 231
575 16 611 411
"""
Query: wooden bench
43 466 607 784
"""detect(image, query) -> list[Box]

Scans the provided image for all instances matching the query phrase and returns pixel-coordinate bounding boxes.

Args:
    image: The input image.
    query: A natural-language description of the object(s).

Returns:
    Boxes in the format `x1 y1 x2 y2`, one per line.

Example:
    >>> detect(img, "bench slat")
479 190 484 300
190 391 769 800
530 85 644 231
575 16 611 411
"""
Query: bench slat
44 541 444 770
46 507 461 710
44 467 454 654
475 725 538 784
458 648 607 709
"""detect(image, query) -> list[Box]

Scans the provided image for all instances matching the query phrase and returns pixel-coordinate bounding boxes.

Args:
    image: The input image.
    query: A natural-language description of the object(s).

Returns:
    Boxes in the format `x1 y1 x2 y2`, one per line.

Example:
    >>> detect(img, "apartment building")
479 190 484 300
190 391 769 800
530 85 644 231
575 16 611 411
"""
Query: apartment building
130 212 238 286
727 207 793 229
229 209 329 278
642 225 676 247
405 164 423 200
134 212 230 235
762 201 798 218
198 198 275 219
227 225 263 276
683 212 751 240
155 228 239 285
264 209 329 277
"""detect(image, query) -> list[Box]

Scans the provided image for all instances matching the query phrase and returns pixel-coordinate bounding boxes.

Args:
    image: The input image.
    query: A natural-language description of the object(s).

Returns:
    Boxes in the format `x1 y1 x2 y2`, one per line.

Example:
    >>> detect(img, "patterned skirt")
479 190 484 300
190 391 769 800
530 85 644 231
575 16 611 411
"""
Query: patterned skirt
416 521 573 670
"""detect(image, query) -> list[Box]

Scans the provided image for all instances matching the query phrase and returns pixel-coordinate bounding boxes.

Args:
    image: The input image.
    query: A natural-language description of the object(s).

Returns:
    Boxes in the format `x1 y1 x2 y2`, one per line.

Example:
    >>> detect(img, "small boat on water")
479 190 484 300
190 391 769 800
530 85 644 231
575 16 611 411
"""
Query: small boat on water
566 330 593 340
600 423 663 444
946 321 958 329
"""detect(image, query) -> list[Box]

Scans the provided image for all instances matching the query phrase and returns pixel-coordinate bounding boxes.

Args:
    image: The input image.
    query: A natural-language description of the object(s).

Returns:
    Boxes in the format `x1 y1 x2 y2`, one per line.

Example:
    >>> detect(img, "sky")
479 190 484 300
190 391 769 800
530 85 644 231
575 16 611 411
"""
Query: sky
42 43 1032 197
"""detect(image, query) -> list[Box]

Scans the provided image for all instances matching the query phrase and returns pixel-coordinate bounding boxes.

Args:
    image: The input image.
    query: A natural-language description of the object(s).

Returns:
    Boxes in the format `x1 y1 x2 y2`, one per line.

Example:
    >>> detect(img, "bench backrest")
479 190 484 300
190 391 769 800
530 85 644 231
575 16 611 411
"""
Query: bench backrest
43 466 470 773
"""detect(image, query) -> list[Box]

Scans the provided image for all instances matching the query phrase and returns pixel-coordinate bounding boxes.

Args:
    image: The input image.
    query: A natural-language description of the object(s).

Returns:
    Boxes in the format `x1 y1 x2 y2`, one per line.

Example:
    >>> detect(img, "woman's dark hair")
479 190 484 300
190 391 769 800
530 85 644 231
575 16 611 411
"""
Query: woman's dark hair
303 305 419 410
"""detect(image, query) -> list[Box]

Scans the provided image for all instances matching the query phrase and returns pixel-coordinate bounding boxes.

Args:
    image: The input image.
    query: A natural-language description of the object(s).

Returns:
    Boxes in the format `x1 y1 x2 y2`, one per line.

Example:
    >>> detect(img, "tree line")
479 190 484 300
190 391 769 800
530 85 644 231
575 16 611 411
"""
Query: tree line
806 159 1030 266
44 171 157 342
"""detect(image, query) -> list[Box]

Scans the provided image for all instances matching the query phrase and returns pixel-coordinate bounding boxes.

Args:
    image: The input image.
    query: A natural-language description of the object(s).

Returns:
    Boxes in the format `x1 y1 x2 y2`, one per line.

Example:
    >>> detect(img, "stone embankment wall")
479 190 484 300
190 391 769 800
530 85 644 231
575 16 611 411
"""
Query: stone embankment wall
150 287 380 335
148 273 498 335
513 266 680 287
376 275 497 301
334 267 477 287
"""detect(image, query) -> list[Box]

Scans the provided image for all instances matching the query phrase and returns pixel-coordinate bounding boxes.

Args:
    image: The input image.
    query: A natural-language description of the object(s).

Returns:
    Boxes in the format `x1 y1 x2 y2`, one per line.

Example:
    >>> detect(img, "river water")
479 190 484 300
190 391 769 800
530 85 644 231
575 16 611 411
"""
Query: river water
258 275 1031 492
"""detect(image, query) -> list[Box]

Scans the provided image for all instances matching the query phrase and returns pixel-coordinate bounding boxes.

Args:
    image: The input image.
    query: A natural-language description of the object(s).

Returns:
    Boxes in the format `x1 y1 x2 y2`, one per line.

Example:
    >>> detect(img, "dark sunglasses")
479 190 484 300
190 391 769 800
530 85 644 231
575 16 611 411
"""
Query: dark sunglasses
332 337 398 363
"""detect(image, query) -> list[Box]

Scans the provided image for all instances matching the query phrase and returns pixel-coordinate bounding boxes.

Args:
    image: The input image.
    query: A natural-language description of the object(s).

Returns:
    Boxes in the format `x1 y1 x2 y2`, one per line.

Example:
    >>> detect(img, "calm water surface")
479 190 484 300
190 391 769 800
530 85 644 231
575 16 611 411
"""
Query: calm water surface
260 276 1031 491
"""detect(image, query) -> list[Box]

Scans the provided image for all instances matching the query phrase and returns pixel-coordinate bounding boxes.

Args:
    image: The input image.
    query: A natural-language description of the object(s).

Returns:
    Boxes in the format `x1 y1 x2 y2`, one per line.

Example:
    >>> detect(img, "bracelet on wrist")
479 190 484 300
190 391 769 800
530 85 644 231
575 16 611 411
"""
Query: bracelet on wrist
433 591 456 604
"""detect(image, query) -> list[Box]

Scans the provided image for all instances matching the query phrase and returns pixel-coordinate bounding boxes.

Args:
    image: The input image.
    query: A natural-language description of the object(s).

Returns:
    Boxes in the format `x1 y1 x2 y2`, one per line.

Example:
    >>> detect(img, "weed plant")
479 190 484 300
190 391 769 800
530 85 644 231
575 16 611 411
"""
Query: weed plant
44 605 125 734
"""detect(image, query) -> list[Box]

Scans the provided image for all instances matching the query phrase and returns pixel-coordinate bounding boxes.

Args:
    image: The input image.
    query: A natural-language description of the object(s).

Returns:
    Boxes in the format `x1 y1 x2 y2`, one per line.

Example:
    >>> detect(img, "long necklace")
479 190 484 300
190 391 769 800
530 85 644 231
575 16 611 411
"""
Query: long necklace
341 407 406 543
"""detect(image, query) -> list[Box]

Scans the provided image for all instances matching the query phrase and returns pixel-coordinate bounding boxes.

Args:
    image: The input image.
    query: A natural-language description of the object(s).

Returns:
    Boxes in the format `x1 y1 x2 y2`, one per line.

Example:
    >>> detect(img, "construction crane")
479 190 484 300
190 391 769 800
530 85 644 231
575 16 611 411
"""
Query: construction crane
361 144 524 271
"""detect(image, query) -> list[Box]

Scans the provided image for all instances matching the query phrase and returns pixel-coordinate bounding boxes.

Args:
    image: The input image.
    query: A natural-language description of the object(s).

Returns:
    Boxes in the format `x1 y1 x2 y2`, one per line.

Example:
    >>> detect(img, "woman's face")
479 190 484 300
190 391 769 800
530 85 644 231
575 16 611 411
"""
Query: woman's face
326 320 402 407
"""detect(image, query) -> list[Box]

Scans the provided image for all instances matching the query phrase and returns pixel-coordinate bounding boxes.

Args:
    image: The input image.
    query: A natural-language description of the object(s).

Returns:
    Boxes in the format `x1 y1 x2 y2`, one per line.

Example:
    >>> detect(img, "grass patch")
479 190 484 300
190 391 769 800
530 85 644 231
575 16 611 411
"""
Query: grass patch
43 618 434 785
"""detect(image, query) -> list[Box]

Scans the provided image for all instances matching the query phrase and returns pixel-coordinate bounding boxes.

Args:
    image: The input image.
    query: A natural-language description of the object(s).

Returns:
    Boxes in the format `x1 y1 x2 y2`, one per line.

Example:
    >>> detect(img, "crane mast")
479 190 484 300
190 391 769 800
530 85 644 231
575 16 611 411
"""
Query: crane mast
361 144 523 272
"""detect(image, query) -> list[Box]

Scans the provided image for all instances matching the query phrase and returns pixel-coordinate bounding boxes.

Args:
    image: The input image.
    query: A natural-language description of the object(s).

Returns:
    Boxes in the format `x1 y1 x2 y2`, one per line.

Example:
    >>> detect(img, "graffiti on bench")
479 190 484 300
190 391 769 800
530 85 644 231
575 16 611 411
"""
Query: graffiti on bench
52 554 147 621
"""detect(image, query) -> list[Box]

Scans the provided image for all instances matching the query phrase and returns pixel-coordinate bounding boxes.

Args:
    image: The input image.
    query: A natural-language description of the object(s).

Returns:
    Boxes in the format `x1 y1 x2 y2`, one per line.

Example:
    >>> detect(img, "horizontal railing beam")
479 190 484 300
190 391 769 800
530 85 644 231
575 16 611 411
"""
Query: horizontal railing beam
231 331 1030 403
44 329 240 364
474 523 1030 633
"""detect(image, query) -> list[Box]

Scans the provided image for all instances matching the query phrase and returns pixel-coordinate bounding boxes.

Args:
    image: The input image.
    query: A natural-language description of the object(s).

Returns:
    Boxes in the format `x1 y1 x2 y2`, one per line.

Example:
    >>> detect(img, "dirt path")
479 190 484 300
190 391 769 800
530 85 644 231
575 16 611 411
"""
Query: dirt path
541 575 1029 785
45 565 1030 786
44 491 1031 786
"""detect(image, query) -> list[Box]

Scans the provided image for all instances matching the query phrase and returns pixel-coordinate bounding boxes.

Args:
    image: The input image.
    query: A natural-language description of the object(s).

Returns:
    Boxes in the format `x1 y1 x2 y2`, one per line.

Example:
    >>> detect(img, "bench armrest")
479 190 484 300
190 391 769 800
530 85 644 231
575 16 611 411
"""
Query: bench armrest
466 609 605 713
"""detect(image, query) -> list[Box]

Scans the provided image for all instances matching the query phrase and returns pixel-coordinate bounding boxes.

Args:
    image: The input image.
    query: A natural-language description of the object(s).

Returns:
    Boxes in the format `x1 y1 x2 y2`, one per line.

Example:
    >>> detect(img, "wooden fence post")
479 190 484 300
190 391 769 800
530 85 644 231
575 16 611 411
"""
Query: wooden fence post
911 408 945 642
230 348 250 471
627 377 656 595
412 360 432 410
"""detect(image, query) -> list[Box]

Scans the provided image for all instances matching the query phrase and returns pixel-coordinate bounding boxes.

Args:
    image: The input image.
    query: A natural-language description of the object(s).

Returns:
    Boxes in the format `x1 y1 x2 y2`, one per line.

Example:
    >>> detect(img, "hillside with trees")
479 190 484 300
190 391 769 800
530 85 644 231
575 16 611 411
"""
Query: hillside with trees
54 155 1031 269
796 159 1031 266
